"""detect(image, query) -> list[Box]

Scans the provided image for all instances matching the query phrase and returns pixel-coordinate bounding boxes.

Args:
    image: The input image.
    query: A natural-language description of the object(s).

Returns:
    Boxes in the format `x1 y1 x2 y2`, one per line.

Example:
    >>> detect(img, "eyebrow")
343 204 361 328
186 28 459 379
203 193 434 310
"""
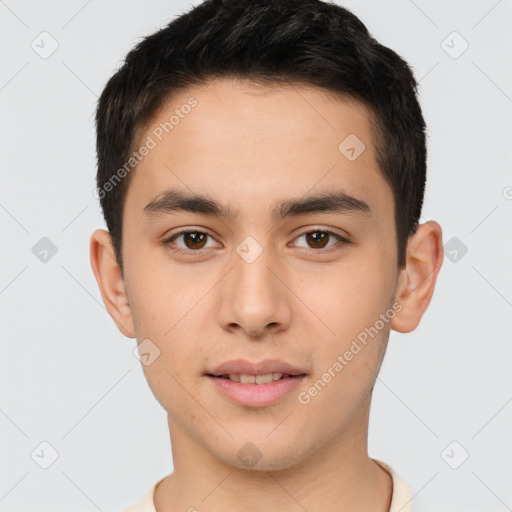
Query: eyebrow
143 188 371 222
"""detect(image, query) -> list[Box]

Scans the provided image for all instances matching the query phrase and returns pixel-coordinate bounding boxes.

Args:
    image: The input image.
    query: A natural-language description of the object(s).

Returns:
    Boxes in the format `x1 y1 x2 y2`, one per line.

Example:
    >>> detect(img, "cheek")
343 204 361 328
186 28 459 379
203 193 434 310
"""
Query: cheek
297 257 395 397
137 327 207 415
124 249 198 337
294 254 395 339
299 319 390 425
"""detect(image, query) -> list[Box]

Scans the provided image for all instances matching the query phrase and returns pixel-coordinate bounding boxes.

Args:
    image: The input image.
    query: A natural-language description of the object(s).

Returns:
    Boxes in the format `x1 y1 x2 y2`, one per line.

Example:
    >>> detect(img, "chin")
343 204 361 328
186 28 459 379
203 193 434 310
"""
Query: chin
211 438 310 473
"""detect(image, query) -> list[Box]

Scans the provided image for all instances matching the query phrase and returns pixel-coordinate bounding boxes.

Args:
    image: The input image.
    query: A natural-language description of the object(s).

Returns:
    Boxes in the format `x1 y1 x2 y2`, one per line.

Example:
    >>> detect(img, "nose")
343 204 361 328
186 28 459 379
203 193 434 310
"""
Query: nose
216 241 292 338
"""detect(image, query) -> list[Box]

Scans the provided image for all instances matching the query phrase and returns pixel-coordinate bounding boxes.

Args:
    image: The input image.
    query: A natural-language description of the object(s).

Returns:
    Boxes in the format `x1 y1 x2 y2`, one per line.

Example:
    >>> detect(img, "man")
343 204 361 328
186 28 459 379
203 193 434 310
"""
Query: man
90 1 443 510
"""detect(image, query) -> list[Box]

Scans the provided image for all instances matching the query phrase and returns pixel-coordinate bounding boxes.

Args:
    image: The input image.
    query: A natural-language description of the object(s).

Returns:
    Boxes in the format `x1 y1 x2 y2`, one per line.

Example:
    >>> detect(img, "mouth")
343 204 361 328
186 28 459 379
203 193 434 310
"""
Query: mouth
207 372 306 384
205 359 308 407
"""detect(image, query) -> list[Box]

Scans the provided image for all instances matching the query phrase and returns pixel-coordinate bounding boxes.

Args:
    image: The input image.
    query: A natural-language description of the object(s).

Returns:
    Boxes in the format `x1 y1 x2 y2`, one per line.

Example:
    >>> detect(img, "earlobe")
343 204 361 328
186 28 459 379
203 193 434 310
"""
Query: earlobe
89 229 136 338
391 221 444 333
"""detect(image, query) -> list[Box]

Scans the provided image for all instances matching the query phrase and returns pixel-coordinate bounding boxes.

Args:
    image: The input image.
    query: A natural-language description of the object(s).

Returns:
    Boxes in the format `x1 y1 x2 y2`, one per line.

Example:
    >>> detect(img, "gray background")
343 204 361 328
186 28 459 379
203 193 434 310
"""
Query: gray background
1 0 511 510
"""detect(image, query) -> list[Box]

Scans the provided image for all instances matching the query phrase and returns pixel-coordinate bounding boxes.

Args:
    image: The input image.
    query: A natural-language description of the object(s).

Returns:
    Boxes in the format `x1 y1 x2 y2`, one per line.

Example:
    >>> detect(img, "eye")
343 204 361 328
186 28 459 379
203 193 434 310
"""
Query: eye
163 227 350 255
164 230 219 254
292 229 349 251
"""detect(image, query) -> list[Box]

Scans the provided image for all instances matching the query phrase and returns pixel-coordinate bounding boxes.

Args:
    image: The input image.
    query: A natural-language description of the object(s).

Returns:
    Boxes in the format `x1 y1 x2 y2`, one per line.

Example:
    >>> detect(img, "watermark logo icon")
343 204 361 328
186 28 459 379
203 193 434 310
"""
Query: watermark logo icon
441 441 469 469
31 31 59 59
32 237 58 263
444 236 468 263
31 441 59 469
441 31 469 59
236 236 263 264
237 442 263 468
134 338 161 366
338 134 366 161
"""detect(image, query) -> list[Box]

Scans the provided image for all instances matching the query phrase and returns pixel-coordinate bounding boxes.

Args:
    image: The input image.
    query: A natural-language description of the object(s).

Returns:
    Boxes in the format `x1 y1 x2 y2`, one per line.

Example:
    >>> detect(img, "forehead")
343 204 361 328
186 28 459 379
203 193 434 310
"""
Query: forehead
125 78 391 220
142 78 376 148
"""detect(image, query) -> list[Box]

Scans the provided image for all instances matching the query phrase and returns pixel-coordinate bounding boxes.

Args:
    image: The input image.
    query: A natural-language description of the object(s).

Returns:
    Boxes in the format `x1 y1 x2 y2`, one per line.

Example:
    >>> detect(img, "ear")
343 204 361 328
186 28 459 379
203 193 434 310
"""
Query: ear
391 221 444 333
89 229 135 338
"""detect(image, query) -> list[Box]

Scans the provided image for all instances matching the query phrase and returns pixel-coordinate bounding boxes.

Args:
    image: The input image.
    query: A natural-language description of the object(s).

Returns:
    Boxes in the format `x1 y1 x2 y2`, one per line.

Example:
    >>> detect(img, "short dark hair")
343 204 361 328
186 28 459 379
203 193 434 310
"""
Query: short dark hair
95 0 426 272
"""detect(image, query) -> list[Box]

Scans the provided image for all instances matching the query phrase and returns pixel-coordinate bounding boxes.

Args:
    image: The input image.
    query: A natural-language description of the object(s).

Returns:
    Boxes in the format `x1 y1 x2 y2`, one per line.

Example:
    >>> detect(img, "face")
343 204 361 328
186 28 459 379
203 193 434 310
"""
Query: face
119 78 402 470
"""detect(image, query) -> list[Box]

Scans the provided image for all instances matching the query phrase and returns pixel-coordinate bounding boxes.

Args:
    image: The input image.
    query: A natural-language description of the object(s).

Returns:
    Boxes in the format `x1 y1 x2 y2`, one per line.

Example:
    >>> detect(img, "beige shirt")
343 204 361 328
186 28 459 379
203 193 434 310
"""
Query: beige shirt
123 458 412 512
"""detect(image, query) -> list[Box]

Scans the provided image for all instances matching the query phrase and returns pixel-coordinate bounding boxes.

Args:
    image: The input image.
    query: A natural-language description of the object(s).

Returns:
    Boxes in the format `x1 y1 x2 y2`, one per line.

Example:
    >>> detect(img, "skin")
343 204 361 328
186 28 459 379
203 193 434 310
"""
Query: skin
90 78 443 512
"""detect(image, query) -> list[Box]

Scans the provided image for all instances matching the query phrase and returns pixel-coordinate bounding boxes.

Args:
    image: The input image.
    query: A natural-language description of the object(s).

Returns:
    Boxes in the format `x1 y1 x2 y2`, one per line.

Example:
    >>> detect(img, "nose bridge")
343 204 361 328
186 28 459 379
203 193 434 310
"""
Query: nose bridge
233 236 279 306
235 239 275 295
218 235 291 336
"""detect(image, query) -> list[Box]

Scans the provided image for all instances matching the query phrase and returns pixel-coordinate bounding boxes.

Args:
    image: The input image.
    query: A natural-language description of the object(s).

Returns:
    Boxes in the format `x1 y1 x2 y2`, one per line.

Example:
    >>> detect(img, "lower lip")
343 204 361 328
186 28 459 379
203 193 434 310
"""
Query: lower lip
207 375 306 407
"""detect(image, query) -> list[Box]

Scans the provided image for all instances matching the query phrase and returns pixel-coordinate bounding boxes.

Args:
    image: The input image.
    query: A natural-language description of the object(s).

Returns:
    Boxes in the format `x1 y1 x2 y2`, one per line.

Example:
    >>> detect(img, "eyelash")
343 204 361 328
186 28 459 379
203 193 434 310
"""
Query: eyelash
163 228 351 256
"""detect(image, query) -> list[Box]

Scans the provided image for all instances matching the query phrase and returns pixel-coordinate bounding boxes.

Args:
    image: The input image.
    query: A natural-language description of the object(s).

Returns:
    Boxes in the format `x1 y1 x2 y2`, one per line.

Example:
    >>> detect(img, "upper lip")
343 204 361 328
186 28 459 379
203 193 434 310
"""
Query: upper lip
207 359 307 376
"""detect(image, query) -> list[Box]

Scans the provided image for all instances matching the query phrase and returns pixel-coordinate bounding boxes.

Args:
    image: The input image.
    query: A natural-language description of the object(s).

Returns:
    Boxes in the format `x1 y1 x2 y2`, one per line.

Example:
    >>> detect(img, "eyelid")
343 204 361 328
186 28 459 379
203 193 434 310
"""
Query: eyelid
290 226 351 251
293 225 350 240
163 227 221 253
163 226 351 254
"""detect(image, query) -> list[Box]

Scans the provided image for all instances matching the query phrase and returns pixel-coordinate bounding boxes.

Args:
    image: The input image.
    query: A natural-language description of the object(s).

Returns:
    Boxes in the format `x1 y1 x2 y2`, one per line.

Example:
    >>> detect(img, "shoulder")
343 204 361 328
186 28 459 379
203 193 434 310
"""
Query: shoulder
373 458 413 512
122 478 162 512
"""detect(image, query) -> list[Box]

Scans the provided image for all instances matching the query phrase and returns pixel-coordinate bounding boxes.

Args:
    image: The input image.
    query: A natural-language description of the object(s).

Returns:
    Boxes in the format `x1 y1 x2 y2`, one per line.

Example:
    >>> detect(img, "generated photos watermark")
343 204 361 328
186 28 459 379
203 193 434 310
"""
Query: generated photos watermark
297 300 403 405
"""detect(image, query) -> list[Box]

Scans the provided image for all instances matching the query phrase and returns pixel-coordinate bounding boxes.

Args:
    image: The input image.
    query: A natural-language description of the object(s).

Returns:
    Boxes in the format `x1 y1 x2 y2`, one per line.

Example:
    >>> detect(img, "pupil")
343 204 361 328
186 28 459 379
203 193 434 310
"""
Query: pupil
186 232 206 249
307 231 328 248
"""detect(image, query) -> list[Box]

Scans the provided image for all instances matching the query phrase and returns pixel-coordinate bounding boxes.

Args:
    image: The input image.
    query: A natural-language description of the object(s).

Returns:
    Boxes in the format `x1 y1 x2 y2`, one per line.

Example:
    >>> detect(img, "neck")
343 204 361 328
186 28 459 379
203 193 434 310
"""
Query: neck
154 404 393 512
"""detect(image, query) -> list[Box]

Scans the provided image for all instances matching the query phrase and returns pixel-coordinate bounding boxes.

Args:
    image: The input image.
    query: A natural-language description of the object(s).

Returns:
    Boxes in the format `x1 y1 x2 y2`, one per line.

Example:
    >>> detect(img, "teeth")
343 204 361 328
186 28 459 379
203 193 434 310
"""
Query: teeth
228 372 283 384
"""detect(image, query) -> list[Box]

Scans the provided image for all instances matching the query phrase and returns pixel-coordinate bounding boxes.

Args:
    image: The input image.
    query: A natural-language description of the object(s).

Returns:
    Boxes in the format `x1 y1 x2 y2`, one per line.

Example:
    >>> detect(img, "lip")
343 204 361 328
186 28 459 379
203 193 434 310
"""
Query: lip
207 358 306 377
205 359 307 408
207 374 306 407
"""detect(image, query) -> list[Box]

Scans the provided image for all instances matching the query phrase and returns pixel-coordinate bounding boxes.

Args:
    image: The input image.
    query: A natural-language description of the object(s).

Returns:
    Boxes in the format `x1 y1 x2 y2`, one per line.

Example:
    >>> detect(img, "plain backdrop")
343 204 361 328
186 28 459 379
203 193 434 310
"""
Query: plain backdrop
1 1 511 511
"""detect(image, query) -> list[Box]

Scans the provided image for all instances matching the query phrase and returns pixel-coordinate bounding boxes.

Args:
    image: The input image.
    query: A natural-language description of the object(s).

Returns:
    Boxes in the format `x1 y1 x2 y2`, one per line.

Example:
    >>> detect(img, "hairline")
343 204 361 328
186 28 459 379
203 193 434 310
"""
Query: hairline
116 75 400 269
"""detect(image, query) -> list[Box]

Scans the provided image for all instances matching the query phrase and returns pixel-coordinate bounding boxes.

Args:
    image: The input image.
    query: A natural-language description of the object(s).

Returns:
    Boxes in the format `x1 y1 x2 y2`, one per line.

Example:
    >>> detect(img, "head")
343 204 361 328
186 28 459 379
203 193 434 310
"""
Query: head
95 0 427 273
91 0 442 472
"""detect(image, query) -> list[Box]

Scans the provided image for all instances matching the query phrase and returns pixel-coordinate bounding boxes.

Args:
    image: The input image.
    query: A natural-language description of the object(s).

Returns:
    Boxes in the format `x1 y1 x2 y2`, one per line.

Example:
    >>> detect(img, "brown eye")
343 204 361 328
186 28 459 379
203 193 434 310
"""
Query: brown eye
293 230 346 251
305 231 330 249
165 230 217 253
182 232 208 249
